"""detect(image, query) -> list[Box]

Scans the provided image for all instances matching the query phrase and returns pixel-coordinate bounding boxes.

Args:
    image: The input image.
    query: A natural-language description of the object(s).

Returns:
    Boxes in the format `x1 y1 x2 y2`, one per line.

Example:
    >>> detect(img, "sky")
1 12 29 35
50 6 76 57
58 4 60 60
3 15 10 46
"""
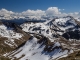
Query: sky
0 0 80 13
0 0 80 20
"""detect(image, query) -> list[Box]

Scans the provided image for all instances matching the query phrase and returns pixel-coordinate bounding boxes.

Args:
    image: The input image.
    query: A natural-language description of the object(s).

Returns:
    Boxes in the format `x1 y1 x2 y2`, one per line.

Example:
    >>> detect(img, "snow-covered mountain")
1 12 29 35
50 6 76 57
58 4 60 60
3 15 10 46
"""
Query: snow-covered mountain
0 16 80 60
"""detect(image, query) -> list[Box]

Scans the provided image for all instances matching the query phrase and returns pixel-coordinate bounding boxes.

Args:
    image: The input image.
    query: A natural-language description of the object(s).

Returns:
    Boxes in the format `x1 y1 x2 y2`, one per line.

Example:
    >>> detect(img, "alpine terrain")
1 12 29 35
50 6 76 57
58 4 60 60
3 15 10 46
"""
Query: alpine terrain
0 16 80 60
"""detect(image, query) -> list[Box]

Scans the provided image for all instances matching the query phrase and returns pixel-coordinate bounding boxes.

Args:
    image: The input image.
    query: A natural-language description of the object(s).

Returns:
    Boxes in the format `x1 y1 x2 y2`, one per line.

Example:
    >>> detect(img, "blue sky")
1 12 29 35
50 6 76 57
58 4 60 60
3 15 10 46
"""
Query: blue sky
0 0 80 12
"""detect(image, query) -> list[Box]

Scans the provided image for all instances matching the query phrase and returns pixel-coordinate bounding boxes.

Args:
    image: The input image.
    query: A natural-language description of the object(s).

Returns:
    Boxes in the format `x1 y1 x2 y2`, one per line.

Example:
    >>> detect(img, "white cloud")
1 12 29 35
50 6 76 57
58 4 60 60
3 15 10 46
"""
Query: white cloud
46 7 61 16
0 8 15 19
67 12 80 18
0 7 80 20
21 7 62 18
22 9 45 16
0 8 14 15
21 9 46 19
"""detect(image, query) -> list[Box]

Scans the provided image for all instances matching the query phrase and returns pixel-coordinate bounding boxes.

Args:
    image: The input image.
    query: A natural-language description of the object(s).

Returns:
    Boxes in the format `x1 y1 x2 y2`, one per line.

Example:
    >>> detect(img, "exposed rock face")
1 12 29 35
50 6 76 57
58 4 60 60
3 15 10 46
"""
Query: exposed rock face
62 30 80 40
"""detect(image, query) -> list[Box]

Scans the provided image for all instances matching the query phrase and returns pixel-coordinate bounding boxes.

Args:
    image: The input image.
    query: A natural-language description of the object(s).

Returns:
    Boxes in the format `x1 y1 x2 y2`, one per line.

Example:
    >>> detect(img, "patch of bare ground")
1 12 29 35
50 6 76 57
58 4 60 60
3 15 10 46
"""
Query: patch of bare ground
59 50 80 60
0 37 14 54
0 56 11 60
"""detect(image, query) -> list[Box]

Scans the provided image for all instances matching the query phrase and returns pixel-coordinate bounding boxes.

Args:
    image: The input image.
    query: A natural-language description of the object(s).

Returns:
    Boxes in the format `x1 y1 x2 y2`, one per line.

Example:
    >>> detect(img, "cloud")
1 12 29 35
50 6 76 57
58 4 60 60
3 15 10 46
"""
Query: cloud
67 12 80 18
21 7 63 19
46 7 61 16
21 9 46 19
22 9 45 16
0 7 80 20
0 8 15 19
0 8 14 15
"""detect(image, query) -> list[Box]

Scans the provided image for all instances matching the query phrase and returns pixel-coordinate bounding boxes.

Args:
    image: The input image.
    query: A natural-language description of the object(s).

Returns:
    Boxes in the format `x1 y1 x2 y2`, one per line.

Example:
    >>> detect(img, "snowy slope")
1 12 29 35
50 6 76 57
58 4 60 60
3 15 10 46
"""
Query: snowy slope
20 22 56 42
0 23 23 48
6 37 73 60
0 24 22 38
47 16 78 31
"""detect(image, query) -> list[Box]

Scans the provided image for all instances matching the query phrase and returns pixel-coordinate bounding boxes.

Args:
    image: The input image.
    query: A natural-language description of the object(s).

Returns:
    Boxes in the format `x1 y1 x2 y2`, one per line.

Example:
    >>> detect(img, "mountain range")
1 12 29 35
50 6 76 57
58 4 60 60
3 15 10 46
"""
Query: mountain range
0 16 80 60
